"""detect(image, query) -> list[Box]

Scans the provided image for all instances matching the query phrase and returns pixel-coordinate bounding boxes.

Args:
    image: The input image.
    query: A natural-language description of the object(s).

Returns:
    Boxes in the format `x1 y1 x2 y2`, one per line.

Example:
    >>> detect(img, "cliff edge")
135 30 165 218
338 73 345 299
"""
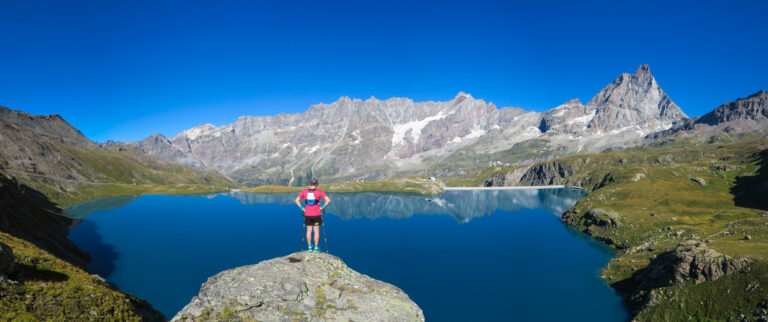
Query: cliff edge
173 252 424 321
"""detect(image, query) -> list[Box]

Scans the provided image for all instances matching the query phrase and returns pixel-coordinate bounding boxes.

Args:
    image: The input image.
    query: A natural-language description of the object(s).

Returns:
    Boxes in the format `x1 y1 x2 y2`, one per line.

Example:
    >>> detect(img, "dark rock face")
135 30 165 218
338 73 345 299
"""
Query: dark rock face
0 173 90 268
614 240 750 315
173 252 424 321
482 166 530 187
0 242 14 274
517 161 578 186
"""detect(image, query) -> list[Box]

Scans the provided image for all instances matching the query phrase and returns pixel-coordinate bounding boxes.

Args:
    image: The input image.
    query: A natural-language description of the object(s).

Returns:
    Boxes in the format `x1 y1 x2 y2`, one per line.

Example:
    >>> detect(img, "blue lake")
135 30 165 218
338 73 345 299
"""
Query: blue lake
66 189 628 321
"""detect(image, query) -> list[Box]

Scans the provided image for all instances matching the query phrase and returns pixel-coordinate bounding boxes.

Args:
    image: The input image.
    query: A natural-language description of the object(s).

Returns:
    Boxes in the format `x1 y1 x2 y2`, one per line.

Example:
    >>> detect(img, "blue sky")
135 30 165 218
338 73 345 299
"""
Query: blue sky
1 0 766 142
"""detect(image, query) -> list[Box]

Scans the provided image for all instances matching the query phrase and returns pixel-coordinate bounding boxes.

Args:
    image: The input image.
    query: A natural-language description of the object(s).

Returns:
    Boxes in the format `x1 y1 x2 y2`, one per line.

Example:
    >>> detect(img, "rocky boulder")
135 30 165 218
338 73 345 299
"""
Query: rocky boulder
636 240 750 289
173 252 424 321
582 208 622 228
614 240 751 315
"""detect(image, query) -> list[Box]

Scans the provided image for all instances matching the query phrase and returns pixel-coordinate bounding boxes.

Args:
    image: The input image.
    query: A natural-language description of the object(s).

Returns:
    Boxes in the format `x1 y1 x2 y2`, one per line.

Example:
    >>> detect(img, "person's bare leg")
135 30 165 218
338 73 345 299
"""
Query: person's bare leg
313 225 320 246
306 226 312 247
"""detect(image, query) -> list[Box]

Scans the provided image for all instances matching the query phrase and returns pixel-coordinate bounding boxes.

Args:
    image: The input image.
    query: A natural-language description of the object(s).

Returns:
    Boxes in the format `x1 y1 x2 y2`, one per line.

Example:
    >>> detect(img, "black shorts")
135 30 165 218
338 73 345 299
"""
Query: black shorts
304 215 323 226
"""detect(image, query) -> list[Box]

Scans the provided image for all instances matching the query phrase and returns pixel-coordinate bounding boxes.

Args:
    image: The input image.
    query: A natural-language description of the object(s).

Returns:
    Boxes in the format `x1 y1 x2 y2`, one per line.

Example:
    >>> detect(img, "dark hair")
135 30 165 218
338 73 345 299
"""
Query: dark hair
309 178 319 185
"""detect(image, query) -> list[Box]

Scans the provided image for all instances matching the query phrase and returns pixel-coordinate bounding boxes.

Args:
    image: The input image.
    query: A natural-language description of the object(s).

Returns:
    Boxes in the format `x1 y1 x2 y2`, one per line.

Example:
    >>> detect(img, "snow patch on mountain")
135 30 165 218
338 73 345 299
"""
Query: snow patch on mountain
392 111 453 146
449 128 486 143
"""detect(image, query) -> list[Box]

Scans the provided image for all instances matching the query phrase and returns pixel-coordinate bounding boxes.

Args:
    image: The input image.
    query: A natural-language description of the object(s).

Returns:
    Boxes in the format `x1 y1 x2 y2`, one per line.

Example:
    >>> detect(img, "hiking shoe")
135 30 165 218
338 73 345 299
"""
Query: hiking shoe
307 244 313 252
313 245 320 252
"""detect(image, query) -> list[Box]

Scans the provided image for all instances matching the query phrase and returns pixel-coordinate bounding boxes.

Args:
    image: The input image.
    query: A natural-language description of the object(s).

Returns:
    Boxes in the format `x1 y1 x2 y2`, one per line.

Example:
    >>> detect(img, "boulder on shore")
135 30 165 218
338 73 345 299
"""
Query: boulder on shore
173 252 424 321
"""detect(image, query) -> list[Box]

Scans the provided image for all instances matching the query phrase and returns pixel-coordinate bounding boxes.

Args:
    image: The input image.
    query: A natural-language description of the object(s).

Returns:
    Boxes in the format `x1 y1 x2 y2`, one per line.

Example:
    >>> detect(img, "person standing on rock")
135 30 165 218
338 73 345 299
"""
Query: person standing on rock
294 178 331 252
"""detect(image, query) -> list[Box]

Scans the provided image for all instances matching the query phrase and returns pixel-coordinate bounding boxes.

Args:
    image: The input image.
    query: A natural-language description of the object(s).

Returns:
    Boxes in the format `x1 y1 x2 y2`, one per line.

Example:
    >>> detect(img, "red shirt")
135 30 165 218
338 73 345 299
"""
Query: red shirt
298 189 327 216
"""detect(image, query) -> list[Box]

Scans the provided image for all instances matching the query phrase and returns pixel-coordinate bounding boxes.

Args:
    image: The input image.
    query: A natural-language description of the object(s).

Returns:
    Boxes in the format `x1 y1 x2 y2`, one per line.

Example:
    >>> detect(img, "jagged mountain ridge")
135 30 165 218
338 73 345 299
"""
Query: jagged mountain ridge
650 89 768 140
133 64 687 186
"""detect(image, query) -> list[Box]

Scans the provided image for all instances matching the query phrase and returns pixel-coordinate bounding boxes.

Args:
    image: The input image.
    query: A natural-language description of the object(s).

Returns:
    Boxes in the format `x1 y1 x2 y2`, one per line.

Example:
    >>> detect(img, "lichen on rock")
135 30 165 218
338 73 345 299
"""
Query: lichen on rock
173 252 424 321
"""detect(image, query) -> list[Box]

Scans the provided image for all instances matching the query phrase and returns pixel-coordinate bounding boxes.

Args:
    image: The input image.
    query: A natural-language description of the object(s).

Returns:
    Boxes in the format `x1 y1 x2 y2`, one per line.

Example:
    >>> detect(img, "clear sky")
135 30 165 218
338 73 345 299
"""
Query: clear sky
1 0 766 142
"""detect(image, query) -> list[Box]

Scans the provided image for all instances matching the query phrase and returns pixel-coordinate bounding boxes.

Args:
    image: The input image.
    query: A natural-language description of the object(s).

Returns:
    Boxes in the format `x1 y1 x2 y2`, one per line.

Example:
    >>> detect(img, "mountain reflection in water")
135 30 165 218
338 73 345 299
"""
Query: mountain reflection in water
226 188 585 223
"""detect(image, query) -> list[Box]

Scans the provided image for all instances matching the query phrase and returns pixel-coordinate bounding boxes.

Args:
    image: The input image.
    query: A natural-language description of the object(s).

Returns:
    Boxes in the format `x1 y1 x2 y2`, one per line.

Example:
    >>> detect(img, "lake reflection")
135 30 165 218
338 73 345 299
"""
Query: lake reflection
67 189 627 321
226 188 584 222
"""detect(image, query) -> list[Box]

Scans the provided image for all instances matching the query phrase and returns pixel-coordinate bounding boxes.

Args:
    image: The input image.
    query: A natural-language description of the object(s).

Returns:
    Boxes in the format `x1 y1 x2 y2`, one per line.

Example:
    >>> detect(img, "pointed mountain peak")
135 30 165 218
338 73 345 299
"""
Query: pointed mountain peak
336 96 352 103
634 64 651 75
747 89 768 99
563 98 582 106
146 133 168 140
584 64 687 132
455 91 473 99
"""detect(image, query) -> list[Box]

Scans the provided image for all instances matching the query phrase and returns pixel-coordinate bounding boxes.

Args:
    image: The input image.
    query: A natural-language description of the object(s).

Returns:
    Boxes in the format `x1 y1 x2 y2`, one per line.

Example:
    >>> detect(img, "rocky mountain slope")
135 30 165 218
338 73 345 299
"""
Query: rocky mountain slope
651 89 768 141
133 64 687 186
0 106 238 205
173 252 424 321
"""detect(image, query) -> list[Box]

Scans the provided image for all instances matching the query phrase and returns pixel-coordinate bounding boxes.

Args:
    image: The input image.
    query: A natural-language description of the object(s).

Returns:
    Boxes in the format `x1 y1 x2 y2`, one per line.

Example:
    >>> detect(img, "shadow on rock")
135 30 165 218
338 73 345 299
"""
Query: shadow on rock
11 263 69 282
731 149 768 211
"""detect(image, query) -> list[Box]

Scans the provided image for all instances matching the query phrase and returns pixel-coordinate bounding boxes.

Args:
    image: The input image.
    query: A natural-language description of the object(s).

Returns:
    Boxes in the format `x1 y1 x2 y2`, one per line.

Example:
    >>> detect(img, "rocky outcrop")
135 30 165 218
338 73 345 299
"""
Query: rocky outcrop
637 240 749 288
173 252 424 321
614 240 751 315
482 166 530 187
517 161 578 186
561 207 623 246
581 208 622 228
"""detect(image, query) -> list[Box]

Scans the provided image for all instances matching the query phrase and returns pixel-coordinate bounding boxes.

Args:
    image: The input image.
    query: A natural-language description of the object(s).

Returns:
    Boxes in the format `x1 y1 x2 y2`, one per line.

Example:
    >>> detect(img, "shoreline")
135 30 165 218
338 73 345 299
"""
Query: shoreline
444 185 568 190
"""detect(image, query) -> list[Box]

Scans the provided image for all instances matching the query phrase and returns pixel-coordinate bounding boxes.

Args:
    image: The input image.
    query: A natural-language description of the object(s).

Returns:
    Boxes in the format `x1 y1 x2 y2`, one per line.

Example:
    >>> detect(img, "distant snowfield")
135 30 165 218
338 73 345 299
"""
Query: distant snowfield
391 110 454 146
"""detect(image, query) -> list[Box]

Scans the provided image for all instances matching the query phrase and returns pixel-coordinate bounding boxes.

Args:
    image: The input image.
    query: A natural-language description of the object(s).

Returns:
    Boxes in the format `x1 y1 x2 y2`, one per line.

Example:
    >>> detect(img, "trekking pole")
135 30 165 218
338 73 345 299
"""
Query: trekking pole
321 213 328 253
301 221 305 252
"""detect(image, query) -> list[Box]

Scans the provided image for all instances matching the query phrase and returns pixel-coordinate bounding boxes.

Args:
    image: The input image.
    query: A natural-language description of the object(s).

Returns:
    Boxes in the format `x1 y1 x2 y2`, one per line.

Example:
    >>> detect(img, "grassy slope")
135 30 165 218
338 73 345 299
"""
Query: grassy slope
5 143 238 207
0 231 158 321
520 138 768 320
0 134 238 319
240 176 445 195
